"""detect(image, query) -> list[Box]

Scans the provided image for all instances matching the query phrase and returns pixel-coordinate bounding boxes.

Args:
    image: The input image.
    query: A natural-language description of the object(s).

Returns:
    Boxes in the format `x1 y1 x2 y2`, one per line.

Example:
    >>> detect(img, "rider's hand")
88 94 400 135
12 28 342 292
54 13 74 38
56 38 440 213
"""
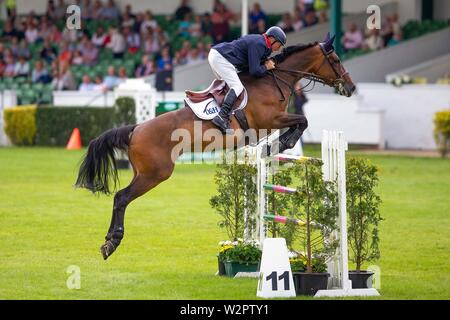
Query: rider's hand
265 59 275 70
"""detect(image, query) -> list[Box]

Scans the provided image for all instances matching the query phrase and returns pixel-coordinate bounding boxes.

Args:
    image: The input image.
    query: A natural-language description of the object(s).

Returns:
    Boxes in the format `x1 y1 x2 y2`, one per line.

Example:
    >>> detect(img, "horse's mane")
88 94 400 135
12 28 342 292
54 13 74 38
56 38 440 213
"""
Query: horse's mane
272 42 317 64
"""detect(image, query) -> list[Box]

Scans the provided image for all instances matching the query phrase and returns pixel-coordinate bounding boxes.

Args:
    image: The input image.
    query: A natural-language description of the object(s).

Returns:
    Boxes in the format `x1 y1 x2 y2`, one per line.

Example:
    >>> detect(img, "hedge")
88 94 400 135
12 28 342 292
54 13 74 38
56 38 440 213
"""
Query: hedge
35 106 115 146
4 97 136 146
3 105 37 146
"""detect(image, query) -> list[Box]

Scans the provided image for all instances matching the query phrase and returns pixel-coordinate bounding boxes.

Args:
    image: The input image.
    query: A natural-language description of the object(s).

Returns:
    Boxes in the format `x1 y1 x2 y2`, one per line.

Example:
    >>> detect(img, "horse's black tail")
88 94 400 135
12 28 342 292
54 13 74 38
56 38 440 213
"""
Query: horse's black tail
75 125 136 195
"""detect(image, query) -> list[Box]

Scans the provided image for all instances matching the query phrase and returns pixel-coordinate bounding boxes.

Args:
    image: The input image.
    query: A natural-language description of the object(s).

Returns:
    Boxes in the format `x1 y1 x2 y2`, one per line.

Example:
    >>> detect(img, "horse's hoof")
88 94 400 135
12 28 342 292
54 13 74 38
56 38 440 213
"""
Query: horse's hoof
100 241 116 260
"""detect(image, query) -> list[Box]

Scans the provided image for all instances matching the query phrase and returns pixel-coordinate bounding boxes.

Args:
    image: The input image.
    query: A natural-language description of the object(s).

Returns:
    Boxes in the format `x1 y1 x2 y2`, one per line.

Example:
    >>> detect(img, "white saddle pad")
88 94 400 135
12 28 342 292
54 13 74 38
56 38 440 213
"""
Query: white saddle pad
184 88 248 120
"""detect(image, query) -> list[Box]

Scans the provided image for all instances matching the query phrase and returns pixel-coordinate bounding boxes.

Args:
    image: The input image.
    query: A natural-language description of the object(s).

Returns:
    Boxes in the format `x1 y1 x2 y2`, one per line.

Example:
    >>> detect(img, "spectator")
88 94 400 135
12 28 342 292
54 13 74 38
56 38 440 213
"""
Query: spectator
189 14 203 38
201 12 213 36
0 59 5 78
103 66 120 90
25 21 39 44
292 10 305 31
124 4 136 19
211 2 232 43
81 0 93 20
174 0 192 21
196 42 207 59
14 56 30 77
38 16 52 41
52 62 76 90
4 56 16 77
0 43 4 60
79 75 95 91
106 27 126 59
178 12 192 38
81 41 98 65
1 20 22 41
48 25 62 43
342 23 363 51
318 10 328 23
173 51 186 66
16 39 30 59
157 46 173 70
277 13 294 33
72 50 84 65
142 33 160 55
154 25 169 48
91 0 104 20
155 63 173 91
92 27 108 47
382 14 401 47
249 3 266 34
123 27 140 54
303 9 318 27
364 28 384 51
179 40 191 60
140 10 158 35
185 48 203 65
46 0 56 19
117 67 127 84
40 39 57 63
122 12 135 29
52 0 67 20
135 55 155 78
57 42 72 66
100 0 120 20
92 73 106 91
31 60 51 83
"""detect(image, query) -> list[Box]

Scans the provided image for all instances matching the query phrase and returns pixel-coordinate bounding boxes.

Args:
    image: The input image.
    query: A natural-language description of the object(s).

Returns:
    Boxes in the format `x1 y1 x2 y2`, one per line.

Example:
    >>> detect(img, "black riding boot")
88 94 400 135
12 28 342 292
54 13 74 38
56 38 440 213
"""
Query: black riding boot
212 89 237 134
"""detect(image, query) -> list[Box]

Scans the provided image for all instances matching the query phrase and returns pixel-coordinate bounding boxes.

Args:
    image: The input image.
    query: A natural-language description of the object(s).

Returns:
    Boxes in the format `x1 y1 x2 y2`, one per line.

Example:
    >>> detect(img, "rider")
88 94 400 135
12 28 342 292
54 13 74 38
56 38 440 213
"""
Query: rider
208 26 287 134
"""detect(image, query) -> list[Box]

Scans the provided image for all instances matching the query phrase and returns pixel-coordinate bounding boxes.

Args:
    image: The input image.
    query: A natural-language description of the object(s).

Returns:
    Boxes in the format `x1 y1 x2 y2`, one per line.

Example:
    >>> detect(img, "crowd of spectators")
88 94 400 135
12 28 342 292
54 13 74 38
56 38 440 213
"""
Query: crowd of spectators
342 13 403 53
0 0 409 97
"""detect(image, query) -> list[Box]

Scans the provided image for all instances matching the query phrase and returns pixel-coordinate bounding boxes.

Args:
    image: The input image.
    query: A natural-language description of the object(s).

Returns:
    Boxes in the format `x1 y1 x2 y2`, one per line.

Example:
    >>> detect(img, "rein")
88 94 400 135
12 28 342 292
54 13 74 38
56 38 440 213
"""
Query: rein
269 44 348 101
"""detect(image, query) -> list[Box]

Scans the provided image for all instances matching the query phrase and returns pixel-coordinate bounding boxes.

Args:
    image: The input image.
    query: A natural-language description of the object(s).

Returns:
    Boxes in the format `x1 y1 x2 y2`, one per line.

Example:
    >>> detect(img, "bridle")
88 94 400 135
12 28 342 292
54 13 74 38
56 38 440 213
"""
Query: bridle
269 43 349 101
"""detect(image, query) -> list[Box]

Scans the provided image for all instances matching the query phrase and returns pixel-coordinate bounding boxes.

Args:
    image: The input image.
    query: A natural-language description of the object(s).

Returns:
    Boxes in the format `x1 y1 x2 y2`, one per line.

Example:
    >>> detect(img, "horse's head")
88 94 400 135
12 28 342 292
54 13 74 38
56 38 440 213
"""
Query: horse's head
314 33 355 97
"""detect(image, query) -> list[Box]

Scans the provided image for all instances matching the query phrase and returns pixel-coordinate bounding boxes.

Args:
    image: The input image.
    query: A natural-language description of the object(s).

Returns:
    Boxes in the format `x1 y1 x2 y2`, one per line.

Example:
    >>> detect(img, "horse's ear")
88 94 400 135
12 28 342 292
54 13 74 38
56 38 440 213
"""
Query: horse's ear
324 32 331 42
324 34 336 52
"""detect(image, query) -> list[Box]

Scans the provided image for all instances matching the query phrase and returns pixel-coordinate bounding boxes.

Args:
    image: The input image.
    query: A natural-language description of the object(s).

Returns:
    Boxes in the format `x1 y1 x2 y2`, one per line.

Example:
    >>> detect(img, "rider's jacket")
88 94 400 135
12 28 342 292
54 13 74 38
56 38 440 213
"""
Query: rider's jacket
213 34 272 77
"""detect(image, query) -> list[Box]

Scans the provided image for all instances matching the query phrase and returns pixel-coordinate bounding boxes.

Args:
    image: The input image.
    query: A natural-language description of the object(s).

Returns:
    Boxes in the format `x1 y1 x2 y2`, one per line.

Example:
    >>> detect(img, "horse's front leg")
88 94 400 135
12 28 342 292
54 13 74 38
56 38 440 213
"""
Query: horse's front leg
271 113 308 154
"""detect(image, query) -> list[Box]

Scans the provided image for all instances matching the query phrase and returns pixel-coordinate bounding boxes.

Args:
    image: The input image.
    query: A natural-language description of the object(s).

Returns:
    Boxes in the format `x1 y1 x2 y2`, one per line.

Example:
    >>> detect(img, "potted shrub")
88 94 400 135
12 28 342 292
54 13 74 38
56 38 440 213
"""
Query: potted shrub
433 110 450 158
221 239 261 277
346 157 383 288
289 158 339 295
210 151 258 276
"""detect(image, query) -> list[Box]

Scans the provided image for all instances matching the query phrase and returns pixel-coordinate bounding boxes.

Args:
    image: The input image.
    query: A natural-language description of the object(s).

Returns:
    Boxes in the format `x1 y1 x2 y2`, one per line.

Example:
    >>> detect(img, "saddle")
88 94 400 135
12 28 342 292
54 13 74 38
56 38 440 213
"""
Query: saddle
184 79 248 121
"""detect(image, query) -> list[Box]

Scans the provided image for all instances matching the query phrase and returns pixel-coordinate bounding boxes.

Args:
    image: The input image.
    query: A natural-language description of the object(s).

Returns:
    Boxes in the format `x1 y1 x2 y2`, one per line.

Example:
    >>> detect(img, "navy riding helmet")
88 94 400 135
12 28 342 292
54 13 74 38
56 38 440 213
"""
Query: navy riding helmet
265 26 287 46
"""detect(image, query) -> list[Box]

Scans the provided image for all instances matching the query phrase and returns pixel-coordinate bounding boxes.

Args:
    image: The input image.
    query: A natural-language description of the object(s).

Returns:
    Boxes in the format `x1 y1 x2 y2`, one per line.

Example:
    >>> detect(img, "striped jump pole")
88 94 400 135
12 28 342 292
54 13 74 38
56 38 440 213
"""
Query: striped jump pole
263 184 296 194
263 214 306 226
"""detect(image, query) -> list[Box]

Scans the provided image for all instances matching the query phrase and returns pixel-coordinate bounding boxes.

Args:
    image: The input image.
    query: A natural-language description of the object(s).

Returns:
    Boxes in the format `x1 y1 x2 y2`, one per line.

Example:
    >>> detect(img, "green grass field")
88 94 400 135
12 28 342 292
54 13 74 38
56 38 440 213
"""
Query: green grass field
0 147 449 300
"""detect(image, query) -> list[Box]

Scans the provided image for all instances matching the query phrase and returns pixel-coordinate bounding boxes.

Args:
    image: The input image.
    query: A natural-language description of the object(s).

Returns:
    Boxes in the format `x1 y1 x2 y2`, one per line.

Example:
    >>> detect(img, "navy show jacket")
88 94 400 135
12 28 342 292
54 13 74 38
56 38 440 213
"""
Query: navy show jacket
212 34 272 77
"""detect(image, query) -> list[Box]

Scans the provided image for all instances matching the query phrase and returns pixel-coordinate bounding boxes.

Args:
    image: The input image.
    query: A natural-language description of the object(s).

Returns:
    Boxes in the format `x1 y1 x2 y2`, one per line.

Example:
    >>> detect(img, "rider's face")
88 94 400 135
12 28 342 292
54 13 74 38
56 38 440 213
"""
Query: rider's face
271 41 283 52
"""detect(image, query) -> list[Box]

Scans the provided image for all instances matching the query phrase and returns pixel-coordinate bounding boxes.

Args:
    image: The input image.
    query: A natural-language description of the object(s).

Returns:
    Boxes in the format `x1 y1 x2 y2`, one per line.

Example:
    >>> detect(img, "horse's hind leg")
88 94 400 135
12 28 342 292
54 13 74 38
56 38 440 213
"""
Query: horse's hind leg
100 169 172 260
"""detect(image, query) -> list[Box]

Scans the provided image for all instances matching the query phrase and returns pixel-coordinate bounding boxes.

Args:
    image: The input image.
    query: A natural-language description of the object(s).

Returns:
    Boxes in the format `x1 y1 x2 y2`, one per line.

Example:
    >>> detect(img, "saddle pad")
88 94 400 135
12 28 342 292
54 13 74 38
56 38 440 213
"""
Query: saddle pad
185 89 248 120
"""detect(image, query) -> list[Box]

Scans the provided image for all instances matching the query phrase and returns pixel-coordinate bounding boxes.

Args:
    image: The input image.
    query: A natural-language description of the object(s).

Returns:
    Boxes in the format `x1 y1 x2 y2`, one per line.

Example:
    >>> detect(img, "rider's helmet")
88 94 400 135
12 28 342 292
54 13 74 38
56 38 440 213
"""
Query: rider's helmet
265 26 287 46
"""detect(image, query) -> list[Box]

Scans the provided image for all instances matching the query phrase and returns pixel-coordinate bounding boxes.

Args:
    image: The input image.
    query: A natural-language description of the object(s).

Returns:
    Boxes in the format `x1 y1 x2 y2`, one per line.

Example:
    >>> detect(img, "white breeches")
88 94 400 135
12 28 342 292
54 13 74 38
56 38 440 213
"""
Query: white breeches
208 48 244 96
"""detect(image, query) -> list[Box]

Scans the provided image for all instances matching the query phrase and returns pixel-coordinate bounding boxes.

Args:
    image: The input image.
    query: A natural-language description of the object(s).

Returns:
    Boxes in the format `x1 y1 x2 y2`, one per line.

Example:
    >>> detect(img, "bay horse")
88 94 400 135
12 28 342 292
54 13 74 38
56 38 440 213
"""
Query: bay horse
76 34 355 260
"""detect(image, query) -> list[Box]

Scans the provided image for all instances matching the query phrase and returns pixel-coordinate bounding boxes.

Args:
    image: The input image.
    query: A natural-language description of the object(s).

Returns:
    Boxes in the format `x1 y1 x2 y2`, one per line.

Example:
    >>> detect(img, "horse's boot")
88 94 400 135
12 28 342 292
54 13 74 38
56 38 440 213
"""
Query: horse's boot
212 89 237 135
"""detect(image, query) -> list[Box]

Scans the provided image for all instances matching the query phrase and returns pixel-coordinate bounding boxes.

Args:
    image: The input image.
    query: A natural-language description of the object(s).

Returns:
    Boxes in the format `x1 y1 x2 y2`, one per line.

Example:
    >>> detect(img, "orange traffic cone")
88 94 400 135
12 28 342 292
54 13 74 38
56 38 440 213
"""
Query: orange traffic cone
66 128 82 150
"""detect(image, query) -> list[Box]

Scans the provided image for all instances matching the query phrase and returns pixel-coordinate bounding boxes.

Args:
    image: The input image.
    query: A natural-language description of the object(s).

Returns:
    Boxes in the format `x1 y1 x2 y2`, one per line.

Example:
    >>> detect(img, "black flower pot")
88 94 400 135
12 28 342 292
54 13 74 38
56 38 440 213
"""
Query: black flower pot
218 258 226 276
293 272 329 296
349 271 374 289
